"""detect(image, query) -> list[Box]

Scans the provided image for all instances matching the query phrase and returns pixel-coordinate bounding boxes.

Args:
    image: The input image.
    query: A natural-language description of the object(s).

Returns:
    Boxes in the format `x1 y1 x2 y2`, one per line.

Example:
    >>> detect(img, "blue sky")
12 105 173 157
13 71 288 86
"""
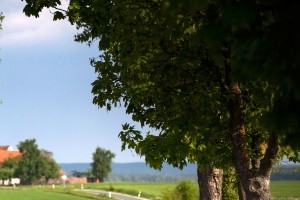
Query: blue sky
0 1 144 163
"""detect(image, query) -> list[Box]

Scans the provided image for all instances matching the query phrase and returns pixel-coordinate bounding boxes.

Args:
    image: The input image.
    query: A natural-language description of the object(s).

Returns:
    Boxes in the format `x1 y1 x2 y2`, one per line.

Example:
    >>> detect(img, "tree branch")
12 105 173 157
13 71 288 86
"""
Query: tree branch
259 132 279 176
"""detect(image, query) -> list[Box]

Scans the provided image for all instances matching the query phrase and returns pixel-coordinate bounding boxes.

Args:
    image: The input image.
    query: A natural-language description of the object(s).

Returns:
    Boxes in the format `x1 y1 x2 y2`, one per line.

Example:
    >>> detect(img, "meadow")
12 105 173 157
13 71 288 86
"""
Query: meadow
82 181 300 199
0 181 299 200
0 187 111 200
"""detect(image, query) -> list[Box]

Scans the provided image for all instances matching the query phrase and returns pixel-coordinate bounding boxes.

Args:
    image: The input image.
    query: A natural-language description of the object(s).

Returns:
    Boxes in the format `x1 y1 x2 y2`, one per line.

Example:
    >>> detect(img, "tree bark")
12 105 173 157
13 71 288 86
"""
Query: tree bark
228 83 279 200
197 167 223 200
237 179 246 200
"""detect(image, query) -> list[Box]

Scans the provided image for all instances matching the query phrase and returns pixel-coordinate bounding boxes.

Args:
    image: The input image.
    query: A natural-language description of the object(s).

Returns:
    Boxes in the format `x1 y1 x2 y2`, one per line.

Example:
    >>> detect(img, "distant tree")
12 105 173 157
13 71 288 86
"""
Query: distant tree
1 157 21 181
40 149 60 182
15 139 60 184
0 12 4 30
15 139 41 184
71 170 89 178
1 156 20 170
0 168 14 185
91 147 115 182
0 12 4 66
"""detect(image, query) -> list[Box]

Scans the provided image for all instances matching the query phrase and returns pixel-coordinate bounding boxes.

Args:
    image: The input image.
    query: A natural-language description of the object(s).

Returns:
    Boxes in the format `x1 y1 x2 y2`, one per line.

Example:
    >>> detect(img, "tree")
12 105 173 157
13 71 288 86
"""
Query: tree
21 1 234 198
1 156 21 184
0 12 4 65
16 139 41 184
71 170 89 178
66 2 272 199
0 12 3 30
40 149 60 182
20 0 300 199
91 147 115 182
15 139 59 184
0 168 14 185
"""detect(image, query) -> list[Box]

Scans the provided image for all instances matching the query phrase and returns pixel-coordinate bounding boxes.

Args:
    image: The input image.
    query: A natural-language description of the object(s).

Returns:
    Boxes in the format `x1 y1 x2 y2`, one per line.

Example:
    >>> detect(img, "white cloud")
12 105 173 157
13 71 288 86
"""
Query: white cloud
0 1 75 47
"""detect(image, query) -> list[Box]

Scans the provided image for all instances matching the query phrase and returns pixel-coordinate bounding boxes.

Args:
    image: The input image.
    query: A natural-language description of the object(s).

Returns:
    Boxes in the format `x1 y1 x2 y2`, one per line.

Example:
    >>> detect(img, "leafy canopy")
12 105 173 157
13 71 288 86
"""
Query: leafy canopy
91 147 115 181
20 0 300 165
16 139 60 184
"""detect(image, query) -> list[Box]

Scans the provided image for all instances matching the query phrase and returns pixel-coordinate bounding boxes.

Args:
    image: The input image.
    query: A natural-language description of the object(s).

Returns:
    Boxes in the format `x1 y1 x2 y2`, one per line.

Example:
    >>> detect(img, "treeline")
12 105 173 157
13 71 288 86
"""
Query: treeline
106 174 196 182
70 165 300 182
106 167 300 182
271 166 300 181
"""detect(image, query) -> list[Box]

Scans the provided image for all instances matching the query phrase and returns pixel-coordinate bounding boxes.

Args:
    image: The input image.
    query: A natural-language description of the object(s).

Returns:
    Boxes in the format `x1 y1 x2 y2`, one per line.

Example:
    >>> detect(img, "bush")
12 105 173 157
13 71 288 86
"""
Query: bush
160 188 177 200
222 167 239 200
160 180 197 200
175 180 197 200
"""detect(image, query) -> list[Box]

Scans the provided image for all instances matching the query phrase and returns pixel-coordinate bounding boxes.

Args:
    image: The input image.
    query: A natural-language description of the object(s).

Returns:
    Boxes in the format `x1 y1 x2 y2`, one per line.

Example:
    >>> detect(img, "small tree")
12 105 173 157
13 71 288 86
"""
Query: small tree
160 180 197 200
0 168 14 185
15 139 41 184
91 147 115 182
40 149 60 181
15 139 60 184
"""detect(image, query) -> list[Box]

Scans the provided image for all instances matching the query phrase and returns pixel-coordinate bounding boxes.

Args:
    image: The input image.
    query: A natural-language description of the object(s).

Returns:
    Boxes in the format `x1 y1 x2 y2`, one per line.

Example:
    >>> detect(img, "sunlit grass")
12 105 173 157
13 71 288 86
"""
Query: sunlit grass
271 181 300 199
73 182 178 199
0 186 111 200
0 180 299 200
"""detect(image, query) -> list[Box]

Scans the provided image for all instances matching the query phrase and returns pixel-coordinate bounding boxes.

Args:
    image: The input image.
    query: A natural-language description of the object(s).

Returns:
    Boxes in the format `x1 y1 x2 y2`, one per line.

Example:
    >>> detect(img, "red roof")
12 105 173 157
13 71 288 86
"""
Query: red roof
0 150 22 163
0 146 11 151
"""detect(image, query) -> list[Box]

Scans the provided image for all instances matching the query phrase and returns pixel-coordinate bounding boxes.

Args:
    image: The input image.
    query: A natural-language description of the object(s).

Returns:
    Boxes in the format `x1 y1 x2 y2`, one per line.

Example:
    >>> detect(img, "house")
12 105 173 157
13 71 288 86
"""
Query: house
0 145 22 186
0 146 14 151
0 145 66 186
0 146 22 164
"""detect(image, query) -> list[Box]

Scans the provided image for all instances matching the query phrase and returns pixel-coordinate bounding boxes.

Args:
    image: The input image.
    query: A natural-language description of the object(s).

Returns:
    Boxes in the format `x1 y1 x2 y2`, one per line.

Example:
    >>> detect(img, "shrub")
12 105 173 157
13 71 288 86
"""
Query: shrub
175 180 197 200
160 180 197 200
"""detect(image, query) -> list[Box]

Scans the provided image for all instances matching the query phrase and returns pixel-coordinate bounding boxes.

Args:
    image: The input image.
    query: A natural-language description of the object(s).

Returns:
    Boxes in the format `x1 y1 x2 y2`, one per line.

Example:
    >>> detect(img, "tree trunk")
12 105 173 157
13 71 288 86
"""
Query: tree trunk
237 179 246 200
239 175 271 199
228 83 279 200
197 167 223 200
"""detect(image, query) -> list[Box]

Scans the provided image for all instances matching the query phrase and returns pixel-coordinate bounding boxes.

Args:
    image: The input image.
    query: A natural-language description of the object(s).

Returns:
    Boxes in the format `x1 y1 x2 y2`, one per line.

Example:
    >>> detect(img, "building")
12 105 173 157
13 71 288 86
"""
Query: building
0 145 22 185
0 146 22 164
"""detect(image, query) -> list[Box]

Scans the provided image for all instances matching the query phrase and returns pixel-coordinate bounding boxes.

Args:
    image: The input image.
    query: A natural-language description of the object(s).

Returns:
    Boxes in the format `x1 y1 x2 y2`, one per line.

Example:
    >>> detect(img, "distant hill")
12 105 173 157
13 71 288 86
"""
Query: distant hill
60 162 197 175
60 162 299 182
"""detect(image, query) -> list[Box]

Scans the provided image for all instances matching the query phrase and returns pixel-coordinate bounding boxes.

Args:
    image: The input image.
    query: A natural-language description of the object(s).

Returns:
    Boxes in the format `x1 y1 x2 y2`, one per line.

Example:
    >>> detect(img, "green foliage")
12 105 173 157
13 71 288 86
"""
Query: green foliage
160 188 178 200
20 0 300 198
175 180 198 200
16 139 42 183
0 12 4 30
222 167 239 200
15 139 60 184
2 156 20 169
71 170 90 178
91 147 115 181
108 173 196 182
0 168 14 183
160 180 197 200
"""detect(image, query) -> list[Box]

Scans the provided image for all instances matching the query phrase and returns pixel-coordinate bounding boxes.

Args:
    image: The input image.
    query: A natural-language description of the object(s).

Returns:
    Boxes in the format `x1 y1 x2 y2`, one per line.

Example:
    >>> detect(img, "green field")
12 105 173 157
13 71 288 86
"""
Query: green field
74 181 300 199
83 182 178 198
271 181 300 199
0 187 111 200
0 181 299 200
73 181 300 199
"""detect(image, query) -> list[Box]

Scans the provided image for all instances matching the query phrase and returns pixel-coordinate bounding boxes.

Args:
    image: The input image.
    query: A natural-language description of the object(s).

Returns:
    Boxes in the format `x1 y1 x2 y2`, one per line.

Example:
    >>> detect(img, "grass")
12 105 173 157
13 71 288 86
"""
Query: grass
271 181 300 199
80 180 300 199
0 187 111 200
75 181 300 199
72 182 178 199
0 180 299 200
